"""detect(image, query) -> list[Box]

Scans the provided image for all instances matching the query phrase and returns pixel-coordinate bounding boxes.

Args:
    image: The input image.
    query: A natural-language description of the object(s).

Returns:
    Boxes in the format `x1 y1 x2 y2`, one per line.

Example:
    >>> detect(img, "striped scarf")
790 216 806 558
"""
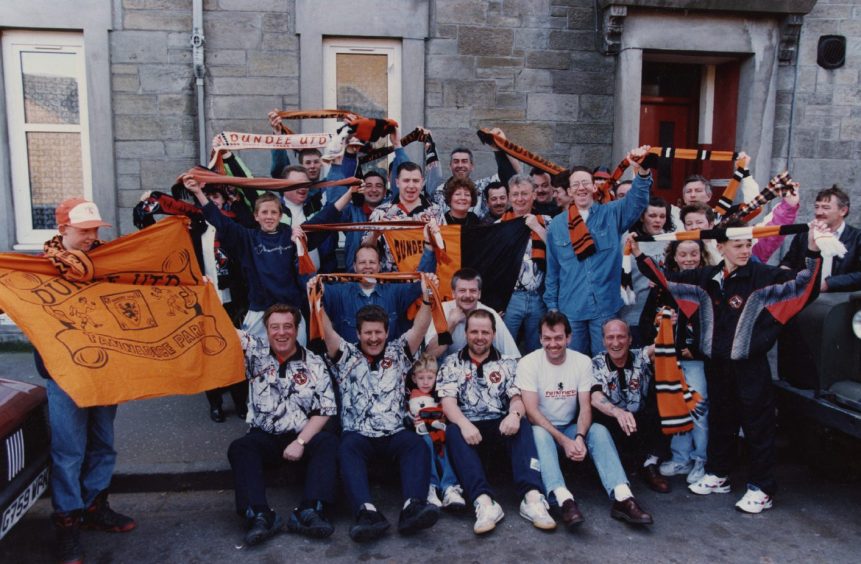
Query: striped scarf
714 155 750 216
500 212 547 271
567 204 595 260
43 235 104 283
654 307 703 435
635 223 809 243
724 172 793 223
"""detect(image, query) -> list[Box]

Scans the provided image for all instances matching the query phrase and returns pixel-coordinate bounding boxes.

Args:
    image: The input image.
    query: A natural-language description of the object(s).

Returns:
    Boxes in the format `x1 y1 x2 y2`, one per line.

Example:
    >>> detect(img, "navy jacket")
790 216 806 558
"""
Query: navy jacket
780 223 861 292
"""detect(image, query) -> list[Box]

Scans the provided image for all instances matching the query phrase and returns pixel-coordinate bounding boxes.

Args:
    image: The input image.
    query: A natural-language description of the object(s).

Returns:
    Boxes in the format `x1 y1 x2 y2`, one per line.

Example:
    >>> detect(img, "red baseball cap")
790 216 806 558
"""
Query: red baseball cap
55 198 112 229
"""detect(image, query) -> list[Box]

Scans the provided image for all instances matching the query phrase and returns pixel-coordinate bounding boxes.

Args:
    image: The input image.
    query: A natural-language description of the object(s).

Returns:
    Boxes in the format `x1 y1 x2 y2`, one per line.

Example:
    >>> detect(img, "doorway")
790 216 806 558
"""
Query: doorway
639 59 739 207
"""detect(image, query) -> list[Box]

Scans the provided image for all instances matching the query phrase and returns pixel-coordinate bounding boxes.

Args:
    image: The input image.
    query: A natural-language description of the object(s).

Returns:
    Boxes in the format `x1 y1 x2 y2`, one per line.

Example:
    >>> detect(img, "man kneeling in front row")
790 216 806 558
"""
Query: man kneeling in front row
228 303 339 546
520 312 654 528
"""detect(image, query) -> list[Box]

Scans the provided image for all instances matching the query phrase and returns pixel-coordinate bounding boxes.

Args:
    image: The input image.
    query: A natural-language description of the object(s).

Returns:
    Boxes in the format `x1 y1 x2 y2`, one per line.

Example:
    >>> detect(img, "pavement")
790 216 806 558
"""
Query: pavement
2 350 861 562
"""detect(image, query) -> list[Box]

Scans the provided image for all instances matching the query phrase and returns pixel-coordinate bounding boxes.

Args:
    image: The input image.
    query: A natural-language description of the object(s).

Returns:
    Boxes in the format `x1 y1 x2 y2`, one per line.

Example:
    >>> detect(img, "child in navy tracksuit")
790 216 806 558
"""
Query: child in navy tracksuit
183 172 339 341
633 220 823 513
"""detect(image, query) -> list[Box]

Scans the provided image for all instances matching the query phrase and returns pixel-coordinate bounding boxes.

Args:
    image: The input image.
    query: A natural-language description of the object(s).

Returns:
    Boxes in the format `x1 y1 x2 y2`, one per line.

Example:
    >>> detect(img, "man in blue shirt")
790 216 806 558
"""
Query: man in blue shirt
322 241 435 342
544 146 652 355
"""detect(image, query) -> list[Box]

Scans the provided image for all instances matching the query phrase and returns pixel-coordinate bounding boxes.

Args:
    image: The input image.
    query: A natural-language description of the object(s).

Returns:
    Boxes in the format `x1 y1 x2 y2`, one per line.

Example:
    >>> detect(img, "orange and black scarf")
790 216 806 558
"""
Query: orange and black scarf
566 205 595 260
653 307 703 435
43 235 104 283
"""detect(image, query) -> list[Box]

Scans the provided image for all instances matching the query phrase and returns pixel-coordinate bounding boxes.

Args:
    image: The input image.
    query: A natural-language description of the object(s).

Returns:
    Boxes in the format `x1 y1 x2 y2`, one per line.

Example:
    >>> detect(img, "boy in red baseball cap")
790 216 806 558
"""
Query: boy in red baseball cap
39 198 134 564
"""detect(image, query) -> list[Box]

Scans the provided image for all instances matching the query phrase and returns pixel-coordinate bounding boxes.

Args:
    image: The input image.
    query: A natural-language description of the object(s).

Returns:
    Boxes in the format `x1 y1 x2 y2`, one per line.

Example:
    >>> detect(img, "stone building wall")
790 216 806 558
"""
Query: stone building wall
773 0 861 225
426 0 615 176
110 0 300 234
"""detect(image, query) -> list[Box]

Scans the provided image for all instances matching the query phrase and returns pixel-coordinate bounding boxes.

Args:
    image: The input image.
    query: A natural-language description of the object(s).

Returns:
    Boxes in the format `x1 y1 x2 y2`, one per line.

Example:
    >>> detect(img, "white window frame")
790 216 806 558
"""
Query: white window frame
2 30 93 249
322 37 402 136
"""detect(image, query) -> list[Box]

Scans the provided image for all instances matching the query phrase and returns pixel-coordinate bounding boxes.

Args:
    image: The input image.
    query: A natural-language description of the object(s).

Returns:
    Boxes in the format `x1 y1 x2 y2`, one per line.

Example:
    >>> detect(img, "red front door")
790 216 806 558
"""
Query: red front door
640 97 697 206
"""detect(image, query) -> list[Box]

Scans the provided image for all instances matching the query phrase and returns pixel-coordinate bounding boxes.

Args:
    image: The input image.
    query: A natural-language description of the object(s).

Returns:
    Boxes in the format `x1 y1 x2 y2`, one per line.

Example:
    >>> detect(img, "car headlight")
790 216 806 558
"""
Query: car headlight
853 310 861 339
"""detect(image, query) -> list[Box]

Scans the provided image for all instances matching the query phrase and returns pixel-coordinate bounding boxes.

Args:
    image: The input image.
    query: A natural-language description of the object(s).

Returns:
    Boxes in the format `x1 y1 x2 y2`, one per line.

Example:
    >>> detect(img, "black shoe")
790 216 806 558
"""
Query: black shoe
81 492 136 532
286 503 334 539
210 407 225 423
397 498 439 535
52 511 83 564
244 510 283 546
349 508 390 542
236 408 248 420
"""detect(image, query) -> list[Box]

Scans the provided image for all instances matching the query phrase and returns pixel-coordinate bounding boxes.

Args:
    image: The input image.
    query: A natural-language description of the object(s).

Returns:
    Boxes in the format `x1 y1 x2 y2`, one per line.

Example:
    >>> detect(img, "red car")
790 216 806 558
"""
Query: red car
0 378 50 540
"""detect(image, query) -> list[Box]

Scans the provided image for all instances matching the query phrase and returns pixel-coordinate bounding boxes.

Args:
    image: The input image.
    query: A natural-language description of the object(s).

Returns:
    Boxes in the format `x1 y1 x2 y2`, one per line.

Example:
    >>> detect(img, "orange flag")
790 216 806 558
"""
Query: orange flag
0 216 244 407
383 225 461 303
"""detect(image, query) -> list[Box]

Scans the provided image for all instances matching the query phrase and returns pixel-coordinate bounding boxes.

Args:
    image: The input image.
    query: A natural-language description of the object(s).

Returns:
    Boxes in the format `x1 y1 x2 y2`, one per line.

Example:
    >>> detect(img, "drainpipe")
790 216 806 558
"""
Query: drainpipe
191 0 206 166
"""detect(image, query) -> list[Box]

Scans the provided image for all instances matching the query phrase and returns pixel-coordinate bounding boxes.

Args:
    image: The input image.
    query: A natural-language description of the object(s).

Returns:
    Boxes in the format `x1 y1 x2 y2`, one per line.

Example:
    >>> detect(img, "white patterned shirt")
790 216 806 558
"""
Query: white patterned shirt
437 346 520 421
367 197 446 272
329 335 414 437
240 333 337 435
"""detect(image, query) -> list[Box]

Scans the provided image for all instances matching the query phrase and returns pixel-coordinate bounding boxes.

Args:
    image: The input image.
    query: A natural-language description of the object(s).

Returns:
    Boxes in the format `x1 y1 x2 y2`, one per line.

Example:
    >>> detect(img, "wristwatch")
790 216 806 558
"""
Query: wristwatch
296 437 306 447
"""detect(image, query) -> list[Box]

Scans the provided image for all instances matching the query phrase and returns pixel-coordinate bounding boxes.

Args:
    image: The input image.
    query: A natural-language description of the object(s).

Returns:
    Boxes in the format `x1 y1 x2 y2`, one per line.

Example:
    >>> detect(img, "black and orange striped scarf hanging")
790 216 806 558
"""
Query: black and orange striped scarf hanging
653 307 703 435
714 154 750 217
567 204 595 260
500 211 547 271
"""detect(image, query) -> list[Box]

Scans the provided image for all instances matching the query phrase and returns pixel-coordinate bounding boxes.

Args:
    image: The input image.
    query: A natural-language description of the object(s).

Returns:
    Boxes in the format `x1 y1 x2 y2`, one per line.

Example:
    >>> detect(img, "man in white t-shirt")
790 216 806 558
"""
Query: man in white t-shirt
425 268 520 360
518 311 654 529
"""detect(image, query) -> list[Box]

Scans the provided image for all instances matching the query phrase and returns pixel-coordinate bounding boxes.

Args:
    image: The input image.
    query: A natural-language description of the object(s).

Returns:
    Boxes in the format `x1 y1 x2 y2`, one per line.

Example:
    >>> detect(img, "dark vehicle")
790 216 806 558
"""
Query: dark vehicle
776 292 861 440
0 378 50 540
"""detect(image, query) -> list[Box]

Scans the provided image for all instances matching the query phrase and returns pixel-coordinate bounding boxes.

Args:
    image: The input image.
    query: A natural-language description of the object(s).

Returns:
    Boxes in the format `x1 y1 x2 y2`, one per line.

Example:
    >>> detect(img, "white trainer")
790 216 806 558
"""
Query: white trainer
427 486 442 508
519 494 557 530
473 499 504 534
688 473 731 495
686 459 707 484
735 487 773 514
442 485 467 510
659 459 694 477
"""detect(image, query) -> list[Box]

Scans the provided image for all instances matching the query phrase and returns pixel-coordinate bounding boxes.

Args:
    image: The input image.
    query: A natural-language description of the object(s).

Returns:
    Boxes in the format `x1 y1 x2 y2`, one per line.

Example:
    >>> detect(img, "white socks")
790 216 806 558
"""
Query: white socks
613 484 634 501
554 487 574 504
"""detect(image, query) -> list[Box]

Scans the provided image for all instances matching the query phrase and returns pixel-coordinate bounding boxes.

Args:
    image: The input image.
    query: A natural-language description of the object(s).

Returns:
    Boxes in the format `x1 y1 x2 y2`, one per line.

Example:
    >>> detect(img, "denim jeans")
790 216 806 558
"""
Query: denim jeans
668 360 709 464
504 290 546 353
338 430 430 515
568 311 618 356
531 422 628 500
46 379 118 514
422 434 458 491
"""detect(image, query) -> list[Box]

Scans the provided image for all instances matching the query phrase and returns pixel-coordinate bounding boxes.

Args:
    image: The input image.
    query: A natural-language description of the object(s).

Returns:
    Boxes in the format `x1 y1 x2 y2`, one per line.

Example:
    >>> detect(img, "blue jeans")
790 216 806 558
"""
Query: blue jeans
504 290 546 353
445 417 544 503
338 430 430 515
422 435 458 491
46 379 118 513
568 312 617 356
669 360 709 464
531 422 628 500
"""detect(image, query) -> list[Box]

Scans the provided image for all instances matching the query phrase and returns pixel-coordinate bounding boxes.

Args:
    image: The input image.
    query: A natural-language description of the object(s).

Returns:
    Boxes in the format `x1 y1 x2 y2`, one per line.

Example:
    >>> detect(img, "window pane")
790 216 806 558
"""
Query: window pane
21 51 80 125
26 132 83 229
335 53 388 118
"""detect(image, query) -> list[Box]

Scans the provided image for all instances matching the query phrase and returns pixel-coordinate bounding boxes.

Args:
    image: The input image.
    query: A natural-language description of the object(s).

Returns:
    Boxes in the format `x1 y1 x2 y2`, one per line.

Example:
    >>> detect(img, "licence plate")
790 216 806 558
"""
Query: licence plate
0 466 49 539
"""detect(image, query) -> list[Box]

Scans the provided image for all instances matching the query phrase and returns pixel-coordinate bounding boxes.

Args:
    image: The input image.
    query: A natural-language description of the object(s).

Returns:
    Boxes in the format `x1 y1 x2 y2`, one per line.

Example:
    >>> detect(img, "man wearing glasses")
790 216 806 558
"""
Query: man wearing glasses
544 146 652 355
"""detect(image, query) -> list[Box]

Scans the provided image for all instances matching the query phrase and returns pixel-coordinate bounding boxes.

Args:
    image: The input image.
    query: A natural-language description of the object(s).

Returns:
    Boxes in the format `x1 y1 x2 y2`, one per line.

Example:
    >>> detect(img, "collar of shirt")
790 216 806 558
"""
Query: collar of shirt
272 346 306 377
458 346 501 378
352 281 379 298
835 222 846 238
605 351 633 391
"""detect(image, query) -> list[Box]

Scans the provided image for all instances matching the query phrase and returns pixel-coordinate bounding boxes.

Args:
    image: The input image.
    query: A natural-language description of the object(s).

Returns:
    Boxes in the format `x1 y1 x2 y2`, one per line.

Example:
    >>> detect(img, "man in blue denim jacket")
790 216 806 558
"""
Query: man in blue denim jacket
544 146 652 355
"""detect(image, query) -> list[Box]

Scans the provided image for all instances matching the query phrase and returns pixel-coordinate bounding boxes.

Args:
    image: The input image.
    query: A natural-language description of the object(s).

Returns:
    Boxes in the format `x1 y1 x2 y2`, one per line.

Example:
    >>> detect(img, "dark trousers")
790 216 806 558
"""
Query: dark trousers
205 381 248 412
595 389 667 465
338 430 430 515
446 417 544 503
227 427 339 515
705 356 777 495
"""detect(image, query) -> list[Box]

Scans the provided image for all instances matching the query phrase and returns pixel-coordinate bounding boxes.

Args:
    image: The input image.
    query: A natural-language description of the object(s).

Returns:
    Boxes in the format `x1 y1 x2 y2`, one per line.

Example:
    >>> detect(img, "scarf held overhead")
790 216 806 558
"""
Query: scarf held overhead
307 272 450 346
0 216 244 407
